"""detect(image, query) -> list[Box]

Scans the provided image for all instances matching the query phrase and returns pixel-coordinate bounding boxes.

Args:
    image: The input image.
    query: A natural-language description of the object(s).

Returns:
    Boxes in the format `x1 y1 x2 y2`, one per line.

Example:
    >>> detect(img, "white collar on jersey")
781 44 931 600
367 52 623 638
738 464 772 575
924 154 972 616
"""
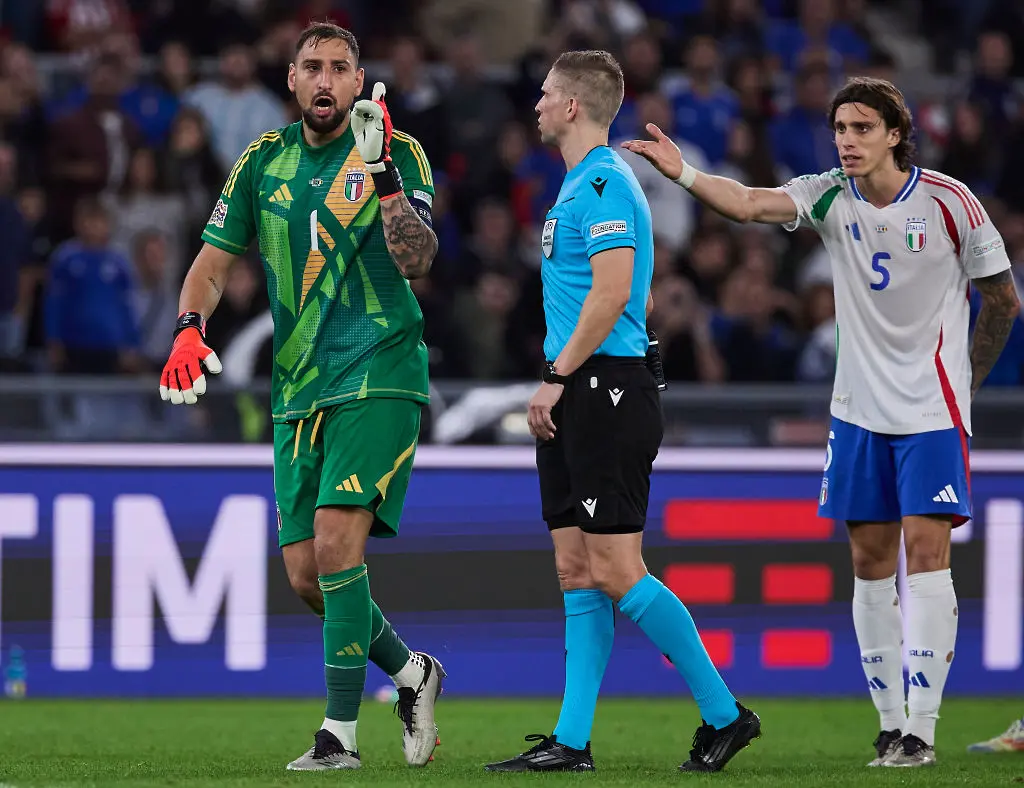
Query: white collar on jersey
850 165 921 205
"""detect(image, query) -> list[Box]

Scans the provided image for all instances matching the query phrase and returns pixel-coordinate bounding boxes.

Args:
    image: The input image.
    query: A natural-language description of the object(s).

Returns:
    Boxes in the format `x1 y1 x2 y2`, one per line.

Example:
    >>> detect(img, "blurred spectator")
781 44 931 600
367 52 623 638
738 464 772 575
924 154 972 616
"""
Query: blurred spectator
940 101 997 196
106 147 188 285
161 108 226 263
709 0 767 63
156 41 199 97
967 30 1018 145
130 230 178 368
44 0 132 56
649 274 726 382
771 61 837 179
452 269 522 379
796 283 837 382
617 92 705 255
666 34 740 165
766 0 870 75
202 255 268 358
710 265 801 381
679 226 736 303
417 0 546 65
47 52 143 240
727 55 776 124
0 144 31 360
51 33 181 148
453 199 525 287
15 186 55 355
45 197 141 375
380 35 447 169
183 42 288 175
0 43 48 186
441 34 514 224
715 118 780 188
410 276 466 378
256 18 303 106
562 0 648 52
139 0 261 57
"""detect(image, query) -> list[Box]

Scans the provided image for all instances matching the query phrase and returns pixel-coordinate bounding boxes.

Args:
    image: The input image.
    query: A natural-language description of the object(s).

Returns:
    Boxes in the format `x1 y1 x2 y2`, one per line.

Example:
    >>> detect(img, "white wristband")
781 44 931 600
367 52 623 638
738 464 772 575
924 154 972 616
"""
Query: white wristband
674 160 697 190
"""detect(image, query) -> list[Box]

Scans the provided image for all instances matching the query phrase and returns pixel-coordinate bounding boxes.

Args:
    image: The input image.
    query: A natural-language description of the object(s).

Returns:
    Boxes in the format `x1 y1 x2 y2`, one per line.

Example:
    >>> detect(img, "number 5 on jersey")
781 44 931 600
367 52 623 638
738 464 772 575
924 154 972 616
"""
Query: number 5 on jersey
870 251 891 291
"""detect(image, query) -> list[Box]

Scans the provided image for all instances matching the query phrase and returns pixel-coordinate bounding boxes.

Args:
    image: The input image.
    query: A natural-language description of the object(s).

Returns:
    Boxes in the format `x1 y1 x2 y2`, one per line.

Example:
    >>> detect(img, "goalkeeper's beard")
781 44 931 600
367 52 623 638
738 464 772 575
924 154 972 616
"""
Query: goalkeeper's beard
302 104 348 135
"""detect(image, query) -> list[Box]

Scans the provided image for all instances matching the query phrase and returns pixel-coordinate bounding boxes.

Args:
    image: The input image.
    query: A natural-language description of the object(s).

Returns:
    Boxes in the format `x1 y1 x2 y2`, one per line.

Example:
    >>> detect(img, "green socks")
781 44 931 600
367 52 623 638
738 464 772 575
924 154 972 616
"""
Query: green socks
370 599 413 676
320 565 371 724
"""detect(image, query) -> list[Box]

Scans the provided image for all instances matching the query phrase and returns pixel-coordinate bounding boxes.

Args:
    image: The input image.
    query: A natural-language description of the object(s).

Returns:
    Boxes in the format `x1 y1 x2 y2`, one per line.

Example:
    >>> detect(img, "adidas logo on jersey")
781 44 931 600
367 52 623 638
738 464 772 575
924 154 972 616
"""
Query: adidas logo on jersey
268 184 293 206
932 484 959 504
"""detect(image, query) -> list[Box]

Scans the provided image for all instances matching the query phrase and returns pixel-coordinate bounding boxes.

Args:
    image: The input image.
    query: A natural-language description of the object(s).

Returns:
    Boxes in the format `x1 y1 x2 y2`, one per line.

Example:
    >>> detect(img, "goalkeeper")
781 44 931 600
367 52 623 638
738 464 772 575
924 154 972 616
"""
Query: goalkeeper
159 23 442 771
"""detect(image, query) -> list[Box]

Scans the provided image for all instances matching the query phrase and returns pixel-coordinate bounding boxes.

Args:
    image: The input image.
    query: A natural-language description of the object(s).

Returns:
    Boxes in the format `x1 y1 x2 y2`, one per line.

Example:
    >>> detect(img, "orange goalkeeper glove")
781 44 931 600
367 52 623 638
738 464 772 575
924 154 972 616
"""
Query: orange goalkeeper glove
159 311 222 405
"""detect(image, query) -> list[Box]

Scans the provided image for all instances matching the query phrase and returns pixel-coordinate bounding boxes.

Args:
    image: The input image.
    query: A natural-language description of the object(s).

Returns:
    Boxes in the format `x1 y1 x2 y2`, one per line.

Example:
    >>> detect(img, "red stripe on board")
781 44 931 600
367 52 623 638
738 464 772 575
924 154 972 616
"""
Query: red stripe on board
932 196 960 257
664 500 833 540
700 630 735 669
661 630 734 670
921 174 980 228
664 563 735 604
762 564 834 604
762 630 832 668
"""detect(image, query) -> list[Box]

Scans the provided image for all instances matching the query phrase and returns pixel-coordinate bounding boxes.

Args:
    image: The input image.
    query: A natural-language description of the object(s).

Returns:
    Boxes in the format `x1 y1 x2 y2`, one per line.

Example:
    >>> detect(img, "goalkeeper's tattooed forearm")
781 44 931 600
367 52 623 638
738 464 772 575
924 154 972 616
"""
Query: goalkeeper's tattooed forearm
207 276 222 296
380 195 437 279
970 268 1020 395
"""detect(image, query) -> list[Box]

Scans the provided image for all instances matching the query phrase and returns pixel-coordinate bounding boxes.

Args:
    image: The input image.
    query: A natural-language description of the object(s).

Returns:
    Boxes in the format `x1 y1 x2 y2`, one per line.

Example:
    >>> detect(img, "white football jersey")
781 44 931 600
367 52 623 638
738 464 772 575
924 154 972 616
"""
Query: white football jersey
782 166 1011 435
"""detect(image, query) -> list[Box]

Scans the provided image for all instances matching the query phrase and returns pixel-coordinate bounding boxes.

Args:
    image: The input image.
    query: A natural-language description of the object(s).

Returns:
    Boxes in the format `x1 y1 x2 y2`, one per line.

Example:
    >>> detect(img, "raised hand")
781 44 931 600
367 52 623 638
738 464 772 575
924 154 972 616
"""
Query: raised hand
620 123 684 182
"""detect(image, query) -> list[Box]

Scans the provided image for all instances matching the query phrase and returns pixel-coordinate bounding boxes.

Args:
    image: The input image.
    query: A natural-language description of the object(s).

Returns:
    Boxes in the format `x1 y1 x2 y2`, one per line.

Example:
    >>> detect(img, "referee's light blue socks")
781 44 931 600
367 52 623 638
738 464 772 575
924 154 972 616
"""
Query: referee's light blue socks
552 589 615 750
618 574 739 730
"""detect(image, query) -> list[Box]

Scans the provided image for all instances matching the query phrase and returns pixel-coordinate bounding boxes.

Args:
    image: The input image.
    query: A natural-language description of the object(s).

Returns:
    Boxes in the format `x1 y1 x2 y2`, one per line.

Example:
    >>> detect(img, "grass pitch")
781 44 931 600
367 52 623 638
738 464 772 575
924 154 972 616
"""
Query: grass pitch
0 697 1021 786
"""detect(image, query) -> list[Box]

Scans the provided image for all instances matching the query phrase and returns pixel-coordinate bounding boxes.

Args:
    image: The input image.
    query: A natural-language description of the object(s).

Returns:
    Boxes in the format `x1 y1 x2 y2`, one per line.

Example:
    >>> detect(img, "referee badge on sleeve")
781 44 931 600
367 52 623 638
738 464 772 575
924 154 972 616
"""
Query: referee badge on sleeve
542 218 557 258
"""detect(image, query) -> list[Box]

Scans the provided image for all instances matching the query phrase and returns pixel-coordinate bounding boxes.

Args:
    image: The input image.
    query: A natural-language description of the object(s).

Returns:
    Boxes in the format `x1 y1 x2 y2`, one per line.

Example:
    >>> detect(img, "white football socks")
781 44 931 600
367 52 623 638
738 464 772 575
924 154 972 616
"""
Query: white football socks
391 651 426 689
322 718 358 753
905 568 957 746
853 574 907 733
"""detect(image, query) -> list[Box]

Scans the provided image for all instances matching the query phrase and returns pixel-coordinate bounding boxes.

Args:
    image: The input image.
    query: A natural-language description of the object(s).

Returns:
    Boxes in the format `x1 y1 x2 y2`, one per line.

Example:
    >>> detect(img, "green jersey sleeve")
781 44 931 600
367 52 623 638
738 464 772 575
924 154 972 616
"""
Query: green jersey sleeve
391 130 435 208
201 130 282 254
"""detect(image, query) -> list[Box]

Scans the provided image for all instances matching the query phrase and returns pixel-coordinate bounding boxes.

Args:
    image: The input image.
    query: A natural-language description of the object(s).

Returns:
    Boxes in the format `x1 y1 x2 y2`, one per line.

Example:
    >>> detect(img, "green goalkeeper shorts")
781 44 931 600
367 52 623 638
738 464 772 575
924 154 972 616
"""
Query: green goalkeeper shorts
273 397 422 547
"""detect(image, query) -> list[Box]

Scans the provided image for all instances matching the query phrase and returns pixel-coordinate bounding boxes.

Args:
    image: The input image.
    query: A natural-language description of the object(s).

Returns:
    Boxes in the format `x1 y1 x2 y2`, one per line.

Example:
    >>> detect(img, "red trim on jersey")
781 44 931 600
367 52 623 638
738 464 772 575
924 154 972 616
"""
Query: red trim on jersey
920 173 982 228
934 326 972 523
932 196 960 256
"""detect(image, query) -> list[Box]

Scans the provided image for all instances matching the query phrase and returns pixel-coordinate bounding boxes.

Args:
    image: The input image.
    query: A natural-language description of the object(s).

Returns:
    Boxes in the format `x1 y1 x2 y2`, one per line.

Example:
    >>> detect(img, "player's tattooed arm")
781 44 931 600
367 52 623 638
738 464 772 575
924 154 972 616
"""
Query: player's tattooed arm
380 194 438 279
970 268 1021 396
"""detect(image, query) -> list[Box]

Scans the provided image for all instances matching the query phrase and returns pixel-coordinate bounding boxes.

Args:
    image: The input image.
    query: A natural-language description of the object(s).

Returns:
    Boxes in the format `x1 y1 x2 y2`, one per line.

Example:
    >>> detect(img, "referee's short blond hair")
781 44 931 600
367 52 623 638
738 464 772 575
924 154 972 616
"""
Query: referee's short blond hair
551 50 625 129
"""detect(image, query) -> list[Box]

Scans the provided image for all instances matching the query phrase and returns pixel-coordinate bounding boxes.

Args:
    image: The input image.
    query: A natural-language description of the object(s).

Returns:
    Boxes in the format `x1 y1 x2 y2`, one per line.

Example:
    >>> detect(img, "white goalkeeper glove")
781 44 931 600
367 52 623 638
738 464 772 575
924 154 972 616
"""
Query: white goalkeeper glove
351 81 403 199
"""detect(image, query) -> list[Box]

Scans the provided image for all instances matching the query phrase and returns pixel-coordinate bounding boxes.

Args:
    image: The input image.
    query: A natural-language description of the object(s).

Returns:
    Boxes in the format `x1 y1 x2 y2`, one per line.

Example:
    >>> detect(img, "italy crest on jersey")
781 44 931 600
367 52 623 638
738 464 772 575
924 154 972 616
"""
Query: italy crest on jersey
906 219 926 252
345 171 365 202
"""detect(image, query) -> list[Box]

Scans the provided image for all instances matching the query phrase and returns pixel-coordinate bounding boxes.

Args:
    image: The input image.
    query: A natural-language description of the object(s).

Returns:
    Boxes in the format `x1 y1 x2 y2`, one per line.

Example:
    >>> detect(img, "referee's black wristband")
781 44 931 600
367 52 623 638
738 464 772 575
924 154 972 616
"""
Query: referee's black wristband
370 161 403 200
174 311 206 339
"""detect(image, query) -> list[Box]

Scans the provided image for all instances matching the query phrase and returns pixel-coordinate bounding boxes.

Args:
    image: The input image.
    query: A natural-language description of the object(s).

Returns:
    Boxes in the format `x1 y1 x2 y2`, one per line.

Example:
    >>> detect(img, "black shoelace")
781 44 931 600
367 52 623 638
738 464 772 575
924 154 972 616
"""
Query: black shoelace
873 729 901 757
394 686 420 735
689 722 717 761
901 734 929 755
313 731 343 758
521 734 557 756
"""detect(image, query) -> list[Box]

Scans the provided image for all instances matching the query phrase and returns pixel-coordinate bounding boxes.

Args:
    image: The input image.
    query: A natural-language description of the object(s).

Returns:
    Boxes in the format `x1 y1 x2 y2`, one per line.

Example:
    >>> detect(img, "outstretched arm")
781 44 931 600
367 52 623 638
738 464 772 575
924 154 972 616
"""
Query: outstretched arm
970 269 1020 396
621 123 798 225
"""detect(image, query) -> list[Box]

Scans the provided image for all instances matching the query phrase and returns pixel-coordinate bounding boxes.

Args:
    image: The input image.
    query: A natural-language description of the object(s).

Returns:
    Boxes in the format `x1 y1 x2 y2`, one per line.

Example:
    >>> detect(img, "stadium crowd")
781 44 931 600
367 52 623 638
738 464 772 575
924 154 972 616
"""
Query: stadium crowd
2 0 1024 386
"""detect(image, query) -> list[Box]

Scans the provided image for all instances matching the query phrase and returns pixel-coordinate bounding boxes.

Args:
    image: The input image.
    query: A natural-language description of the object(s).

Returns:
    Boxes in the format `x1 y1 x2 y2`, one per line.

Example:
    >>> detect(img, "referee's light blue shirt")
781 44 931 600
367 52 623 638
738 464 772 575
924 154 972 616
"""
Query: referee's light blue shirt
541 146 654 361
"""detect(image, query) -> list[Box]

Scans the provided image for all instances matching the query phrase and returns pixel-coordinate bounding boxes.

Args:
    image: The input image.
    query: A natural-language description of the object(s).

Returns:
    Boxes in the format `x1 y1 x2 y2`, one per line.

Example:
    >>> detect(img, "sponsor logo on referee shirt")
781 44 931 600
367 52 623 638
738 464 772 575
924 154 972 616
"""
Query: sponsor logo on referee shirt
542 218 557 258
590 220 627 238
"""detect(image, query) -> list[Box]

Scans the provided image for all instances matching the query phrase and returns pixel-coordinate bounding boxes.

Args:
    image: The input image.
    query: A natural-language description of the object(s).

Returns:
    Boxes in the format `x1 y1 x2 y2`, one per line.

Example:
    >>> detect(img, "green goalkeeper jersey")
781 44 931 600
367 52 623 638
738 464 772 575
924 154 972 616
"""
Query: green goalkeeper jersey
202 121 434 422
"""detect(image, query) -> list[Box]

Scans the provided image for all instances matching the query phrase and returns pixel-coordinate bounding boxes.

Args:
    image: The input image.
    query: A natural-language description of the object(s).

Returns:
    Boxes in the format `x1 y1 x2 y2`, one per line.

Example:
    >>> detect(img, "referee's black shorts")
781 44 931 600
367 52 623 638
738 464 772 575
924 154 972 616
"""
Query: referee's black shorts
537 355 664 534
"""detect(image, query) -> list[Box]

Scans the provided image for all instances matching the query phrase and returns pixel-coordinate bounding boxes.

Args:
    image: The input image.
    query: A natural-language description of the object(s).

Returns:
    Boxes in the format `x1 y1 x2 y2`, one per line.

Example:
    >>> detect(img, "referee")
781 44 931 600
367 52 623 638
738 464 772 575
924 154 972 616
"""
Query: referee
485 51 760 774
